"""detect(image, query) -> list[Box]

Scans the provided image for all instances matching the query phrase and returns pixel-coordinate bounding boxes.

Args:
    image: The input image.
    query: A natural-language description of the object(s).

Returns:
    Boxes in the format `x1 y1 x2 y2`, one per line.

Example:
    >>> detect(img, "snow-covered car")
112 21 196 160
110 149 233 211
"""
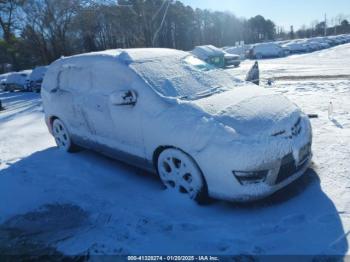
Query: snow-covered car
27 66 48 92
304 41 322 51
192 45 226 68
0 73 10 91
224 46 248 60
42 48 313 202
0 78 6 91
247 43 286 59
5 70 32 92
282 42 310 54
311 37 331 49
224 53 241 67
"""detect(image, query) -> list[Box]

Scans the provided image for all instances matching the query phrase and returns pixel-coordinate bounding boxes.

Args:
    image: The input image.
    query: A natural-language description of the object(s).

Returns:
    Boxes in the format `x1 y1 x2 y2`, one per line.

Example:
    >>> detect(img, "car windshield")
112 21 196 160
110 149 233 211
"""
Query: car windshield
183 55 215 71
130 54 240 100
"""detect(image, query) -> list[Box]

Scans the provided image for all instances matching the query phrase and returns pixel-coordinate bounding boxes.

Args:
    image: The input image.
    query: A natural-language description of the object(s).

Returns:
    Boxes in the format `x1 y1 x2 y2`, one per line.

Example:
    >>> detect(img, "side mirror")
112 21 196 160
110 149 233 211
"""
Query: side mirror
110 90 137 106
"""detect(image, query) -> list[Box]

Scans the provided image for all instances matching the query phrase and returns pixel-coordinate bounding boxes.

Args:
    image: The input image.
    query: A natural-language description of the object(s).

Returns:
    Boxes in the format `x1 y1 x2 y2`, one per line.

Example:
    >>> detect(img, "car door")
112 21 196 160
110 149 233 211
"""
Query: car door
55 65 92 141
83 61 145 162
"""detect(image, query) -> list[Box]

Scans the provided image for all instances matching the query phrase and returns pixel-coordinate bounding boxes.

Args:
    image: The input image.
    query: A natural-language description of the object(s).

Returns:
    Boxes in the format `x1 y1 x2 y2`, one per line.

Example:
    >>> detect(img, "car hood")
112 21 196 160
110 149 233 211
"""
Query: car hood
192 85 302 138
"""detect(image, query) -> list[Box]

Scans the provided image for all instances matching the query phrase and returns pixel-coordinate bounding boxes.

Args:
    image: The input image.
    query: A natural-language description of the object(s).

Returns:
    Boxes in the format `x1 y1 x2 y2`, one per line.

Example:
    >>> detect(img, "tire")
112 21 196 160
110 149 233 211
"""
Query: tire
156 148 208 203
52 119 79 153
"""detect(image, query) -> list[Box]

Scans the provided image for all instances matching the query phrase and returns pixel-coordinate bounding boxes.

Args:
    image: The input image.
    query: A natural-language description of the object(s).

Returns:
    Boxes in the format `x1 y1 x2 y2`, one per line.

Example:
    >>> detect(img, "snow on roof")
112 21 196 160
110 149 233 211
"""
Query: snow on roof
56 48 188 65
118 48 188 63
47 48 242 100
191 45 225 60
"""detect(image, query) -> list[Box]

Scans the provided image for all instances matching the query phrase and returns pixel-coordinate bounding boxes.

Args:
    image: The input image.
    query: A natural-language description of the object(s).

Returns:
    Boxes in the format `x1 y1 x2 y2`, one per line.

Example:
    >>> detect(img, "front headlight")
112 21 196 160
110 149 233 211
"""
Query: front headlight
233 170 269 185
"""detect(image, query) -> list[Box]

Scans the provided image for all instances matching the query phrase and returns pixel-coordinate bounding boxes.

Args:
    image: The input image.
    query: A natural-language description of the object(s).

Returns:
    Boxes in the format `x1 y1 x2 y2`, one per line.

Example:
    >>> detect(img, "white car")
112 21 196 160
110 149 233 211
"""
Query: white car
282 42 310 54
0 78 6 91
0 73 10 91
27 66 48 92
224 53 241 67
5 70 32 92
247 43 286 59
42 48 313 202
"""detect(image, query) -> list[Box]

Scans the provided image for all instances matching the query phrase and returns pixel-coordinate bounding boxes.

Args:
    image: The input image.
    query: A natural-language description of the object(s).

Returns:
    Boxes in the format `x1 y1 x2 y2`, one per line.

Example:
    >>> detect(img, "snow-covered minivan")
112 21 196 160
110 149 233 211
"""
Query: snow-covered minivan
42 48 313 202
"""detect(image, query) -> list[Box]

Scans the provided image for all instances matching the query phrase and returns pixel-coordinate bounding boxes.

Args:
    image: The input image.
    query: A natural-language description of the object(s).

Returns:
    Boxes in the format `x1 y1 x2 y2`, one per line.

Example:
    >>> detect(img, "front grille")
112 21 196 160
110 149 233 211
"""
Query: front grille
275 149 310 184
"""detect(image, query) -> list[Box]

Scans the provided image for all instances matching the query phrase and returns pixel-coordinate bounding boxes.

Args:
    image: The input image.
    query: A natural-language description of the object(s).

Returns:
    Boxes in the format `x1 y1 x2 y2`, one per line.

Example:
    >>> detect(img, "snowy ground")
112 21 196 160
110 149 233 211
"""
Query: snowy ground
231 43 350 82
1 45 350 258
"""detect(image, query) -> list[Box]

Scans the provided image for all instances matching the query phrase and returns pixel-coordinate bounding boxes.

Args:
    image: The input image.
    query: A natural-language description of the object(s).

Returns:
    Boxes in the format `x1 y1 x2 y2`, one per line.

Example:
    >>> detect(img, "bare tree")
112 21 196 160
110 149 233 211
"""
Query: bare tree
0 0 23 42
21 0 82 63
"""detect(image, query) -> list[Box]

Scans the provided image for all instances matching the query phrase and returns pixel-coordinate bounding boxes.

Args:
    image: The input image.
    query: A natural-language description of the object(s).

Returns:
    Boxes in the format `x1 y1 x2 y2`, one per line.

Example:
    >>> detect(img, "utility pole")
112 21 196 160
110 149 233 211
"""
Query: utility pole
324 13 327 36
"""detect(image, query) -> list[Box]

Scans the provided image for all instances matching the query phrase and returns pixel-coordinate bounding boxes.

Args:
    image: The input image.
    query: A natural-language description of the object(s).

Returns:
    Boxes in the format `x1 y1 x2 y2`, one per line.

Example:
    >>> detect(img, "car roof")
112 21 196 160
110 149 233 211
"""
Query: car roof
56 48 189 65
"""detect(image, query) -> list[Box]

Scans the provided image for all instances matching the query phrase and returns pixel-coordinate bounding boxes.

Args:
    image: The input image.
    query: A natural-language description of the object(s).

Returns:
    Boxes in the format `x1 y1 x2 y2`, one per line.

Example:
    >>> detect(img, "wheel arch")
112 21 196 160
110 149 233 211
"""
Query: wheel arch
152 145 173 171
48 115 59 129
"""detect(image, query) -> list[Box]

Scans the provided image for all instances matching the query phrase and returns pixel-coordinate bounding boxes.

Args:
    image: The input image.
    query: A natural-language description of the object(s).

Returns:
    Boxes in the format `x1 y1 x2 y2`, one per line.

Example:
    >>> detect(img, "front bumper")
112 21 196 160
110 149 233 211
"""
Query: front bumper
194 117 313 202
201 147 312 202
232 149 312 202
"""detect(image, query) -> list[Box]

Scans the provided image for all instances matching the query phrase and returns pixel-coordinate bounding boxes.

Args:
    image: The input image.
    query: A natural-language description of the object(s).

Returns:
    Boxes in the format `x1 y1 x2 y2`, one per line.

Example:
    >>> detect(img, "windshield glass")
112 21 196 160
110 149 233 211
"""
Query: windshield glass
184 55 215 71
130 54 241 100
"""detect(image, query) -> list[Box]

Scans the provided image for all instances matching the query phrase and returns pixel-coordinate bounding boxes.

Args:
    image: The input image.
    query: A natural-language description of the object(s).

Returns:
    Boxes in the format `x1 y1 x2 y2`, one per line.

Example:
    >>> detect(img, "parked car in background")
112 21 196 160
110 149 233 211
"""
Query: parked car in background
224 45 249 59
42 48 313 202
27 66 48 92
0 78 7 91
328 35 345 45
224 53 241 67
247 43 286 59
304 40 322 51
311 37 331 49
0 73 10 91
192 45 225 68
5 70 32 92
282 41 310 54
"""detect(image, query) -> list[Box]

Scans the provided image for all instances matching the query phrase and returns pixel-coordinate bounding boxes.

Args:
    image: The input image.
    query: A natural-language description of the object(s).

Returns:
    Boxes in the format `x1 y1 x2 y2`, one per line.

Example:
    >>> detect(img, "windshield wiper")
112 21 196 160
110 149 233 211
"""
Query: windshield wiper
181 86 224 100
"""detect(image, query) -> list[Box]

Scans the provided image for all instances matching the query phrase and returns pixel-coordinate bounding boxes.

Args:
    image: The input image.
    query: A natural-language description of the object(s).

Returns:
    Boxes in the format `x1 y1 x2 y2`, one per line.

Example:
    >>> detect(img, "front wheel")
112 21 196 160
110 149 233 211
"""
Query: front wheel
157 148 208 203
52 119 79 153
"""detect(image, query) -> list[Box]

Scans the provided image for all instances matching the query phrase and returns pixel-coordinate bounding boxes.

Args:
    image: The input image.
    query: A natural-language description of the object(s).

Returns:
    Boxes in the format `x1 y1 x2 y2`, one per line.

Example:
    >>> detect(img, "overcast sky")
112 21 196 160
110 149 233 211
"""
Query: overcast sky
180 0 350 30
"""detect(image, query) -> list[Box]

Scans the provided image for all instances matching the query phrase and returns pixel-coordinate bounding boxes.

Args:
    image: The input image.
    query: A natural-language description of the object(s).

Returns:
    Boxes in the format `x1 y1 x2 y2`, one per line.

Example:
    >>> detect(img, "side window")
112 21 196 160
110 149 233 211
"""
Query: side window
90 61 127 95
58 65 91 93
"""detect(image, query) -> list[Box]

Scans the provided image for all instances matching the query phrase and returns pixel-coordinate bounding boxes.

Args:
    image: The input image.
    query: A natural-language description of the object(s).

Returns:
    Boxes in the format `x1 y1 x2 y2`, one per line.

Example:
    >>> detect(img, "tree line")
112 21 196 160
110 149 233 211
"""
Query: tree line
0 0 349 73
0 0 277 72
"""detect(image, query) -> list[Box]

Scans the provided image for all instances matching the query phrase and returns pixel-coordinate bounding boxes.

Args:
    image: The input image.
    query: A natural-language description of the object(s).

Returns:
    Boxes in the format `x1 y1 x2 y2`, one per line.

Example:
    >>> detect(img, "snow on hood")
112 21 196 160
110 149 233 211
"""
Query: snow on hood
193 86 301 137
